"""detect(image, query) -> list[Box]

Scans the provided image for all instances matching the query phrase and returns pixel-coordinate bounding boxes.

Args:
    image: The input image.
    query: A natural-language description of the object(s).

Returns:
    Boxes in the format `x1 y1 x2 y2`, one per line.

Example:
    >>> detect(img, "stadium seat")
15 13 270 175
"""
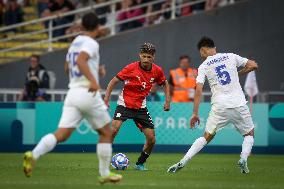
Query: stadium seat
0 1 70 64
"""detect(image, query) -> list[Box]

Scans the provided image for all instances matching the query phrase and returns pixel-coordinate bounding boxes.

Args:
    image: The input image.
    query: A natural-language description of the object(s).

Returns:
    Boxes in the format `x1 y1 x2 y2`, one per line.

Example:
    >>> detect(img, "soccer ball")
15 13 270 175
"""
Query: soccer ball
111 153 130 170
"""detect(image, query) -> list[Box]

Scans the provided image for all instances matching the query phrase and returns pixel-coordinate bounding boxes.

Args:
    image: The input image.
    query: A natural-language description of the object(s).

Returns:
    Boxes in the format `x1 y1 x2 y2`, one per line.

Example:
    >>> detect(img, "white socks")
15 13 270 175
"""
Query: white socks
240 135 254 161
32 134 113 177
32 133 57 160
97 143 112 177
178 135 253 165
180 137 207 165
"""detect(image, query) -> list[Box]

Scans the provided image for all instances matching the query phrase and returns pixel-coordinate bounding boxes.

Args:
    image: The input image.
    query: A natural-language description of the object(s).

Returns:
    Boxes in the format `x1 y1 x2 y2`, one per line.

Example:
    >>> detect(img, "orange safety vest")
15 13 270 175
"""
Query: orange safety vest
170 68 197 102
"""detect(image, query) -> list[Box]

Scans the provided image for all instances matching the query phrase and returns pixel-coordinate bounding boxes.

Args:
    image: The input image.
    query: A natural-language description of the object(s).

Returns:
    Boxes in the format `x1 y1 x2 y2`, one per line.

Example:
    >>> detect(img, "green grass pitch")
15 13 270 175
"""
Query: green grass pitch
0 153 284 189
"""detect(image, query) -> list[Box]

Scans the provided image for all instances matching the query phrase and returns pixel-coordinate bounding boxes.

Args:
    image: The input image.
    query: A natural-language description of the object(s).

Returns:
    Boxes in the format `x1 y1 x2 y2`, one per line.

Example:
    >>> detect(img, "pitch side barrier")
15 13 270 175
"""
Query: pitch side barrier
0 102 283 154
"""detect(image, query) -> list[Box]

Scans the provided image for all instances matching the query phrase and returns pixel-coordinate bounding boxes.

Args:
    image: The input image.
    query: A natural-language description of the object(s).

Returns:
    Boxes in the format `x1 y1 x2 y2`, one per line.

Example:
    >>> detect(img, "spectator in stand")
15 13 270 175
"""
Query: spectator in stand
205 0 234 11
94 0 110 25
161 0 172 20
69 0 79 5
75 0 110 25
64 18 83 39
70 0 97 39
136 0 151 12
191 0 205 13
144 1 165 26
117 0 145 32
3 0 24 29
37 0 49 17
144 0 176 26
180 0 192 17
0 0 4 26
75 0 94 19
2 0 26 5
18 54 51 102
154 0 183 20
42 0 75 38
26 54 50 89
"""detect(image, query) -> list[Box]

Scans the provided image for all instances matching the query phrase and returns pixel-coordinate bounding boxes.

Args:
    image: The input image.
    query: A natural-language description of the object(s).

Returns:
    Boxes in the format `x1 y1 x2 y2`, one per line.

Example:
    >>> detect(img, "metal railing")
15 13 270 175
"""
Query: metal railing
0 0 121 52
0 88 120 102
0 88 283 103
0 0 208 53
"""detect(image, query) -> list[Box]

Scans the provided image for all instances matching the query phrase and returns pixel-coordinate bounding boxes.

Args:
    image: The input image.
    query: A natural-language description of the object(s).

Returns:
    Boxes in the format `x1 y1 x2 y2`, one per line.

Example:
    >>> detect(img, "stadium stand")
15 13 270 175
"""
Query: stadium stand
0 0 235 65
0 0 283 103
0 0 69 64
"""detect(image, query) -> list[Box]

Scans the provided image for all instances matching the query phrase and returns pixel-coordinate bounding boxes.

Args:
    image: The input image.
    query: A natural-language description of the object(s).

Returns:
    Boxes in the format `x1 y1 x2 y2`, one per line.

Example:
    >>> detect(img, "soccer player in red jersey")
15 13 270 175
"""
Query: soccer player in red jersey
104 43 171 170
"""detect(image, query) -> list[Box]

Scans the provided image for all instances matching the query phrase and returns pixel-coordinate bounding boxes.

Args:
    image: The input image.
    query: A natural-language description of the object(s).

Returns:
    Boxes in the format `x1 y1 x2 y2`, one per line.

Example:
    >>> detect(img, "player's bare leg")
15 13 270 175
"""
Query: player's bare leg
97 124 112 143
135 128 155 171
97 123 122 184
238 129 254 174
111 120 123 142
168 132 213 173
54 128 75 142
142 128 156 154
23 128 75 177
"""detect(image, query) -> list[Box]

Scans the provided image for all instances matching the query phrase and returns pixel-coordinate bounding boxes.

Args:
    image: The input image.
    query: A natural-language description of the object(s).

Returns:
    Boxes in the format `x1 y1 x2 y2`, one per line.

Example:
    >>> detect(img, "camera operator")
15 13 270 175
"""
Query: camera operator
26 54 50 89
18 77 48 102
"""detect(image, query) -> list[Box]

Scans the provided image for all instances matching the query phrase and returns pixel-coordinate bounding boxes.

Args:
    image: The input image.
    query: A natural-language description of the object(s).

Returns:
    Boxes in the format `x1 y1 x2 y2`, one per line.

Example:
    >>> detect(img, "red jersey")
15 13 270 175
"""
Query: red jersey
116 61 166 109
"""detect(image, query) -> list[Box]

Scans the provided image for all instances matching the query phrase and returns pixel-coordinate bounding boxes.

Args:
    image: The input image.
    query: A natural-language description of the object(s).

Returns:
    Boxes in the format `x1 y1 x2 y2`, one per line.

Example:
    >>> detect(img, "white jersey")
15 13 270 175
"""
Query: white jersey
66 35 100 89
59 35 110 129
196 53 248 108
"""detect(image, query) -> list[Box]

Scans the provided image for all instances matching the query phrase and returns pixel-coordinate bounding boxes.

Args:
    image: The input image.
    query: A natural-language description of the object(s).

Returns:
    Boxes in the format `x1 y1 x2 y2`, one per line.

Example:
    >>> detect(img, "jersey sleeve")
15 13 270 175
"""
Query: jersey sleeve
234 53 248 67
156 67 166 85
116 64 133 81
196 65 206 84
81 40 99 58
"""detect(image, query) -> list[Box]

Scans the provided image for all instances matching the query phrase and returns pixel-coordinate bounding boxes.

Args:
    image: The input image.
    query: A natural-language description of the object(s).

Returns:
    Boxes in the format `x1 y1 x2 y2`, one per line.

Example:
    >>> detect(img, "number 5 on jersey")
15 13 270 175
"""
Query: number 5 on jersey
215 64 231 85
68 52 82 78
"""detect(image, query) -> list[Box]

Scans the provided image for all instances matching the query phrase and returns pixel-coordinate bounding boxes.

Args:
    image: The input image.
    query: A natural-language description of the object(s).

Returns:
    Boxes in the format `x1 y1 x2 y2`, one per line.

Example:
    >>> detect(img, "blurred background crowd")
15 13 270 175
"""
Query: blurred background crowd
0 0 236 37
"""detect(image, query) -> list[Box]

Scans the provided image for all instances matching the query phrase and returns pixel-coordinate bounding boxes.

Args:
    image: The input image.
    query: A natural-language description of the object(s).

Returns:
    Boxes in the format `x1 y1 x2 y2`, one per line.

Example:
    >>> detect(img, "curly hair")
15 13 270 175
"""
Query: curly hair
140 42 156 55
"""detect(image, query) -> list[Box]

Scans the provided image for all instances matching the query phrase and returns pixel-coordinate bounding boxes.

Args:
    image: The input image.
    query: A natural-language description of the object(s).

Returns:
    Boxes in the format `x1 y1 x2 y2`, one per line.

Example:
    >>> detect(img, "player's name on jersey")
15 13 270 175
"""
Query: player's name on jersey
206 55 229 66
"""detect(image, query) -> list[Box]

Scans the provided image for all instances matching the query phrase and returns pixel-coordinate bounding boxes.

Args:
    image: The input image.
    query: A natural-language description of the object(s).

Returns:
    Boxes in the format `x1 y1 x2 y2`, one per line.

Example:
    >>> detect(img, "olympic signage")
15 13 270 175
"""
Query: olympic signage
0 102 276 147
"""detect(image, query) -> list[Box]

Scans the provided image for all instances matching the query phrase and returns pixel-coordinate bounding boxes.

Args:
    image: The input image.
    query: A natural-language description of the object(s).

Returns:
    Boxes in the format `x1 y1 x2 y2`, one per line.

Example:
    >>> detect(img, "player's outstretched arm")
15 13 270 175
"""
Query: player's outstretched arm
77 51 100 92
190 83 203 128
104 76 121 107
161 80 171 111
238 60 258 76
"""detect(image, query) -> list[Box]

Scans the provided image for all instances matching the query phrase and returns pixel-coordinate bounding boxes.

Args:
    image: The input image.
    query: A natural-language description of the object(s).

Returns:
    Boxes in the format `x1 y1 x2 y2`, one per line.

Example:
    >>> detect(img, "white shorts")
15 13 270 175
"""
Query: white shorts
205 105 254 135
58 88 111 130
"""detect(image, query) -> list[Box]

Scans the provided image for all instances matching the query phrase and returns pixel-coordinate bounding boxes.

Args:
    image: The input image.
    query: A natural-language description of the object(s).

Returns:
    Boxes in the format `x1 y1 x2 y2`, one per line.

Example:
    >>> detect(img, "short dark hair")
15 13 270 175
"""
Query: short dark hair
82 12 99 31
179 55 190 61
30 54 40 61
197 36 215 50
140 42 156 55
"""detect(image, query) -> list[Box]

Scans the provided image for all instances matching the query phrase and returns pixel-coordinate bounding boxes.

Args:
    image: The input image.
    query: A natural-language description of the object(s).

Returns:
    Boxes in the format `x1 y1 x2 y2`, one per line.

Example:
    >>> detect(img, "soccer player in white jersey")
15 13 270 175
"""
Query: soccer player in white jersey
23 13 122 184
167 36 258 174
